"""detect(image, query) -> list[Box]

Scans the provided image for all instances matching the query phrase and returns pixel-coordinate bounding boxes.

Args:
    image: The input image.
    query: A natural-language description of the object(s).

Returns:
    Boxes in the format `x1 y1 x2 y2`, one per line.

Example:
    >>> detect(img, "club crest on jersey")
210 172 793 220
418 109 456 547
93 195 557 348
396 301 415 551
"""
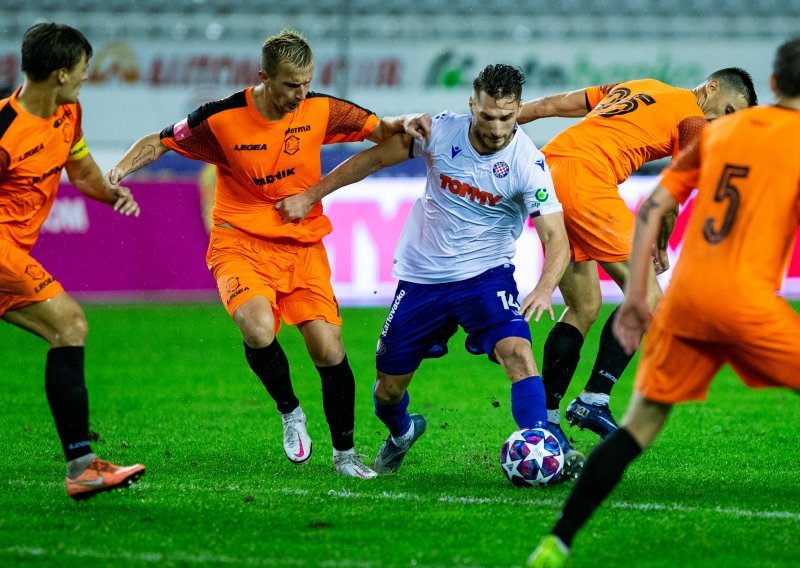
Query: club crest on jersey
284 135 301 155
492 162 509 178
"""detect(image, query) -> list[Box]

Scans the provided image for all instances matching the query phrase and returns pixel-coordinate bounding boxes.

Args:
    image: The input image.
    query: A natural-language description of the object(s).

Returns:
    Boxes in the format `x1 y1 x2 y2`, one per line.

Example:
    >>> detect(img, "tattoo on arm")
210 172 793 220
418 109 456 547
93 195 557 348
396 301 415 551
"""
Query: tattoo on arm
636 196 660 224
129 145 156 174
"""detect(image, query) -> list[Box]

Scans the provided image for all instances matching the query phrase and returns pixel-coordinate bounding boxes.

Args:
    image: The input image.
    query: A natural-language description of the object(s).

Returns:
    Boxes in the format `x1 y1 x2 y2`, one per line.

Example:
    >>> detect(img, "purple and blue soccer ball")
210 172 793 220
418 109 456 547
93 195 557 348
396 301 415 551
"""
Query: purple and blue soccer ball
500 428 564 486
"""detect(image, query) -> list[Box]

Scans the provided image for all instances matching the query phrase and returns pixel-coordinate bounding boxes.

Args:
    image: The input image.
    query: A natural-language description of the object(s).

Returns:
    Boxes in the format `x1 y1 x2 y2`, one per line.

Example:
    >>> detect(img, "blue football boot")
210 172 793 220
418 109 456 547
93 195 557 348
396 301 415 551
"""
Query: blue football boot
546 421 585 481
565 397 619 438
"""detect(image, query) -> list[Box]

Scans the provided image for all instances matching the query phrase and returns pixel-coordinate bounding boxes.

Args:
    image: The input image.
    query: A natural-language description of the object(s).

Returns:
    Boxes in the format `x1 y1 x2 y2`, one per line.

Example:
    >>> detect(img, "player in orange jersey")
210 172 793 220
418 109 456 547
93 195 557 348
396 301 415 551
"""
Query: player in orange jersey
527 38 800 568
0 23 144 500
515 68 757 452
108 29 429 478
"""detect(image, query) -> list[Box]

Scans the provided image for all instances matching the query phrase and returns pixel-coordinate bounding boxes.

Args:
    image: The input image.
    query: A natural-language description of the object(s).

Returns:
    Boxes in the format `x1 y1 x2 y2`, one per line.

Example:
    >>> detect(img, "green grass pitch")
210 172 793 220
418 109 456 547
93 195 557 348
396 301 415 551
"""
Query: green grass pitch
1 303 799 567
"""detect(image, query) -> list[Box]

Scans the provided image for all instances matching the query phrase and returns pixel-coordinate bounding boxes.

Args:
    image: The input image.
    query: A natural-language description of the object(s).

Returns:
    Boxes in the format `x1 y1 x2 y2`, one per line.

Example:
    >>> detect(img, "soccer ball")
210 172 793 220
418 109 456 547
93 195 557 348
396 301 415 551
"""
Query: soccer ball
500 428 564 486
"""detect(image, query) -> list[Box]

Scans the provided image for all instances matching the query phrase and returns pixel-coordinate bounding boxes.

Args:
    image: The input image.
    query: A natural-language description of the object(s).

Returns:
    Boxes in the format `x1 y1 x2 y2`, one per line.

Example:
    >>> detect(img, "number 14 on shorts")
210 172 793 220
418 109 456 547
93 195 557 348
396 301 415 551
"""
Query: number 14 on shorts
497 291 520 311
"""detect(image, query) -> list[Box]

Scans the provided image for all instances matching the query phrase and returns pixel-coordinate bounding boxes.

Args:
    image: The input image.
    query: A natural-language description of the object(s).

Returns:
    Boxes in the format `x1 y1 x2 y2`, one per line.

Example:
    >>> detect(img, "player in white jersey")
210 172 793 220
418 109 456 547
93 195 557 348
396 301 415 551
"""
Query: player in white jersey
277 65 582 477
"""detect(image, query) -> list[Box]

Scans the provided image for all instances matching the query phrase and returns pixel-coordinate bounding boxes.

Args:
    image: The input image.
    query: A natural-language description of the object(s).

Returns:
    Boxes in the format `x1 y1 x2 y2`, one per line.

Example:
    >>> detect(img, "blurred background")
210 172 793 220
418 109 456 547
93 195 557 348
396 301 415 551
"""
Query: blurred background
2 1 799 305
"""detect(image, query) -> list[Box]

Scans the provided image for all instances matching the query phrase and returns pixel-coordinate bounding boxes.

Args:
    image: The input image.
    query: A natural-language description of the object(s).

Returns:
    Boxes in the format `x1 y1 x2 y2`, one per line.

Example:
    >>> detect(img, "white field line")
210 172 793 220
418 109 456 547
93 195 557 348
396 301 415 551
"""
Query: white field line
1 546 500 568
5 478 800 522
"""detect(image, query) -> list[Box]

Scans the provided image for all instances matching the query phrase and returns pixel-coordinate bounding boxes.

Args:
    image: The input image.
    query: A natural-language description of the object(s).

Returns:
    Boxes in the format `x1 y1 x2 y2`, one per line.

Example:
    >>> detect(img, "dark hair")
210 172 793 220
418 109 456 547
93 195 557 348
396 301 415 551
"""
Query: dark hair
21 23 92 82
261 29 313 77
773 38 800 98
472 64 526 102
707 67 758 107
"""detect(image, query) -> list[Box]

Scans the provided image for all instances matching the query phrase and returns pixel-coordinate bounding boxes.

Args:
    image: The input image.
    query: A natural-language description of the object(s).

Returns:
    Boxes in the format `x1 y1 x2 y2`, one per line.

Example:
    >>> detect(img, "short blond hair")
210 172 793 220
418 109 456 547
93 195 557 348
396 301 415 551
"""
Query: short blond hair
261 29 313 77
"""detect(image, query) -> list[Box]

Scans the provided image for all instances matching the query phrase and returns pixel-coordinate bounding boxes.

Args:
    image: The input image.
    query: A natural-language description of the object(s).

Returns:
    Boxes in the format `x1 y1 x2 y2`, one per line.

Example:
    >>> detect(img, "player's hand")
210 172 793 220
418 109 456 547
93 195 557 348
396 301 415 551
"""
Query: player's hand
275 193 313 224
403 113 432 142
651 244 670 275
109 184 140 217
613 298 652 355
519 289 555 323
105 166 126 187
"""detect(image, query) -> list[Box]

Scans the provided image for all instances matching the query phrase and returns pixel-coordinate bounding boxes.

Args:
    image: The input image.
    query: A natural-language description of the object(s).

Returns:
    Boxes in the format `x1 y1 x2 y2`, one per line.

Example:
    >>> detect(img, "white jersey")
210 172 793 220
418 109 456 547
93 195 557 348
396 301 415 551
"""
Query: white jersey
393 111 562 284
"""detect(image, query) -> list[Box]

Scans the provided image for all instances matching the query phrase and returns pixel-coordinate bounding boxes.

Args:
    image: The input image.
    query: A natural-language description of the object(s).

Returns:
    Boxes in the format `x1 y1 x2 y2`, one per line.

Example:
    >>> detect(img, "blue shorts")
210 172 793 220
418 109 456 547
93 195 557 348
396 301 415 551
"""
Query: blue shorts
376 264 532 375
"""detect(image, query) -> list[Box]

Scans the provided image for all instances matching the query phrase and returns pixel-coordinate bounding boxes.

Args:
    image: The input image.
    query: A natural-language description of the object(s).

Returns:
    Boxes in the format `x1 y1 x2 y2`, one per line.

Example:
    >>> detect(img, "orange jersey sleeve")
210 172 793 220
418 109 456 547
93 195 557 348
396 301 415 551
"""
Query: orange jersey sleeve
544 79 706 185
0 91 83 249
585 84 619 110
660 135 701 204
322 95 379 144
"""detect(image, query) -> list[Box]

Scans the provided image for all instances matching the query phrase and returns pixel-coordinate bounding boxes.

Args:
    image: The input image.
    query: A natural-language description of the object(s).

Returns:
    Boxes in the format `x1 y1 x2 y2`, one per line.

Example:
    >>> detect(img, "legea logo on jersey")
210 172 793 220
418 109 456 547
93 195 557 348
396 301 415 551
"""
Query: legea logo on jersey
234 143 267 151
451 146 462 159
534 158 546 171
492 162 509 178
438 173 502 207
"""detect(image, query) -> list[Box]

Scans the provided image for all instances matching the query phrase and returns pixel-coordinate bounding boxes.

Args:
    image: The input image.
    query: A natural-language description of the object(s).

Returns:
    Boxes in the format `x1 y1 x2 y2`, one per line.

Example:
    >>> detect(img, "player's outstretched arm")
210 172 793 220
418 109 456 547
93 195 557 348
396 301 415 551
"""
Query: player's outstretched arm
614 185 679 354
65 153 140 217
517 89 590 124
369 113 432 143
107 132 171 186
520 212 570 322
276 133 412 224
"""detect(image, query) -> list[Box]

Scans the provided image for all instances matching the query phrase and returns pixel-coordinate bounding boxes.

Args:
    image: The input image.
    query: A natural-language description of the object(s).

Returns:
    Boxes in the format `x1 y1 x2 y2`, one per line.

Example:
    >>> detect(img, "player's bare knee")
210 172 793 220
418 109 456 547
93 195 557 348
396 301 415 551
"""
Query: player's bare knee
374 377 405 405
308 344 345 367
566 297 601 329
494 339 536 379
234 310 275 348
52 306 88 346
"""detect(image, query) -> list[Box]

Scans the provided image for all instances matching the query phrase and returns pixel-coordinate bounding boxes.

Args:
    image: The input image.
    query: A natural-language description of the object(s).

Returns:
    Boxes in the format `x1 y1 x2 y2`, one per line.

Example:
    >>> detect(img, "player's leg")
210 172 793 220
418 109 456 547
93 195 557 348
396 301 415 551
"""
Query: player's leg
540 262 602 457
527 394 672 568
294 319 375 478
234 296 306 441
210 229 310 464
3 292 145 499
373 370 427 473
565 259 662 438
371 281 451 472
529 318 722 567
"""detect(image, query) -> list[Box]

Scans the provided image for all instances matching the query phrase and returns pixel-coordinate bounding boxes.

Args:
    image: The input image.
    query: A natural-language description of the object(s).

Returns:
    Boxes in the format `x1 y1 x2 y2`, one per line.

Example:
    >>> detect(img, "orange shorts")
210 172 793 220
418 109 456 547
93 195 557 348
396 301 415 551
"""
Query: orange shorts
0 240 64 317
635 302 800 404
546 155 633 263
206 227 341 332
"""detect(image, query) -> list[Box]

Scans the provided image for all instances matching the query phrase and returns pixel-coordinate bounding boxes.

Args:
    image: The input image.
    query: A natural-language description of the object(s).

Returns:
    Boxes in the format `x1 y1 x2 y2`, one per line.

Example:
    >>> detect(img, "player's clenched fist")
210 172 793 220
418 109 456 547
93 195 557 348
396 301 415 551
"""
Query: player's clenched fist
276 192 314 224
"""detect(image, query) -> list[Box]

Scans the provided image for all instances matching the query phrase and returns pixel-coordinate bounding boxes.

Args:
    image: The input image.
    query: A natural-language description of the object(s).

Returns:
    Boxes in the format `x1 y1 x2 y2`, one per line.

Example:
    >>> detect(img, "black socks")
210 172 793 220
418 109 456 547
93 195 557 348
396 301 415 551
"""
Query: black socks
585 306 634 396
542 322 584 409
316 355 356 452
552 428 642 547
45 347 92 461
244 339 299 414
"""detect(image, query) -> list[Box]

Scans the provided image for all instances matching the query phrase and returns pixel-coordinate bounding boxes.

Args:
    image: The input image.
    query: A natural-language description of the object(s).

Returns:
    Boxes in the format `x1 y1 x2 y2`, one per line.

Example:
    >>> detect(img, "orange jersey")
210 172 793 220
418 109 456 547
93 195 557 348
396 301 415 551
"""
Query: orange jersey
658 105 800 339
543 79 707 185
160 88 379 243
0 88 85 250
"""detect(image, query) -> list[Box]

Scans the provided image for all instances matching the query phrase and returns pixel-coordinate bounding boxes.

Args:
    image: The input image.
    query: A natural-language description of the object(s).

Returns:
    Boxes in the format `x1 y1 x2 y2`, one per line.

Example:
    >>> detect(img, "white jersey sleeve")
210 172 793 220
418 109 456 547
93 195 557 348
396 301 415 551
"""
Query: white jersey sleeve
521 149 562 218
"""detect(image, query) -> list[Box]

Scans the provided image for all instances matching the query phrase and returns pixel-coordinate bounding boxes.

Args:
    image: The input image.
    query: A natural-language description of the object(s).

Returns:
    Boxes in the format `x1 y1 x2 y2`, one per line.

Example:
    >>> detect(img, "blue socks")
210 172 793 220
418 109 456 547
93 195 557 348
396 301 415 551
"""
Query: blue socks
511 375 548 429
374 390 412 438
